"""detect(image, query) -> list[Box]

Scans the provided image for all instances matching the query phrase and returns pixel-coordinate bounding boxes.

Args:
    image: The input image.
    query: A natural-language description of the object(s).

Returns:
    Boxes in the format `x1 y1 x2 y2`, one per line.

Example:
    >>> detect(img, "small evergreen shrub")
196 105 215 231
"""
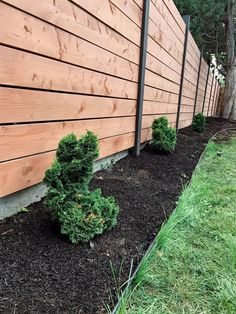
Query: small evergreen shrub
44 131 119 244
192 113 206 133
151 116 177 153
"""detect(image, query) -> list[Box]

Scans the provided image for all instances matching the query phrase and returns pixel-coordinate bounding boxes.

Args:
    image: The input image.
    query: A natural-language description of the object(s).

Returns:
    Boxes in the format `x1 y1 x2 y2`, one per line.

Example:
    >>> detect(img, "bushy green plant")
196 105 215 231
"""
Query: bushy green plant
150 117 177 153
44 131 119 244
192 113 206 133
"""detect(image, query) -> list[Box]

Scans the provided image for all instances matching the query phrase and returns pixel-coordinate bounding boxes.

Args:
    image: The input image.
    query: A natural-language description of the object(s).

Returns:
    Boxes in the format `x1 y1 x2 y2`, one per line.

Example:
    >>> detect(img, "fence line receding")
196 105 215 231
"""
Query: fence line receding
0 0 220 197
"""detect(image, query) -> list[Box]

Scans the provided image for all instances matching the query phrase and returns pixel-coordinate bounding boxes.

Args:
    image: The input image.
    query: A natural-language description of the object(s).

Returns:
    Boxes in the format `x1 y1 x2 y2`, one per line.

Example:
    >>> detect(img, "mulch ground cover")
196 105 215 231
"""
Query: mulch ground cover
0 118 235 314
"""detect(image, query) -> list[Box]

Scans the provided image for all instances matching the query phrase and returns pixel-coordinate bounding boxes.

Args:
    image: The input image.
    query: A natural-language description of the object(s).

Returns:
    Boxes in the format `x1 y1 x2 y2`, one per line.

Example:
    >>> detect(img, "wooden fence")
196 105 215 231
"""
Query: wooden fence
0 0 220 197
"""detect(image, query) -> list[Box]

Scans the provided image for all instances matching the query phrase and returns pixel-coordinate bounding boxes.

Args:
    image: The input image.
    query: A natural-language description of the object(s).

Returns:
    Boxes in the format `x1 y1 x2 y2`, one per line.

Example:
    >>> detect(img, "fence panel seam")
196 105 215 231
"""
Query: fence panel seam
193 50 203 119
176 15 190 131
134 0 150 155
202 65 211 113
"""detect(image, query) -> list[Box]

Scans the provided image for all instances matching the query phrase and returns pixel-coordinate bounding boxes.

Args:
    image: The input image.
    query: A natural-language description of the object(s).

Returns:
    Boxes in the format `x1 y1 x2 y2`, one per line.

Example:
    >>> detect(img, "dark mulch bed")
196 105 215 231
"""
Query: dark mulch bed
0 118 235 314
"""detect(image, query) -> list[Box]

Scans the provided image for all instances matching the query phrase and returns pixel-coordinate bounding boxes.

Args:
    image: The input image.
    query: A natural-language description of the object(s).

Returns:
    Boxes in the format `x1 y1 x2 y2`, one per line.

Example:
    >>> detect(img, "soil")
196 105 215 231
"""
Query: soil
0 118 235 314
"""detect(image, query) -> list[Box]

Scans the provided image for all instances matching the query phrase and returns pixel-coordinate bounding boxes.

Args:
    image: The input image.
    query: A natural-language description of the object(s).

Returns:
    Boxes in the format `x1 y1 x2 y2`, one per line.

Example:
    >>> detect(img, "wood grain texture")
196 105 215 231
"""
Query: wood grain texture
110 0 142 26
0 0 219 197
71 0 141 45
0 3 138 82
133 0 143 9
181 96 195 107
151 0 184 43
148 6 184 66
0 131 146 197
0 114 177 162
0 127 154 197
147 35 182 75
146 53 181 85
0 151 55 197
161 0 185 32
188 32 201 61
0 88 137 123
3 0 140 64
0 46 137 98
143 101 178 115
178 119 192 129
150 0 184 45
0 117 136 161
145 70 180 94
144 85 179 102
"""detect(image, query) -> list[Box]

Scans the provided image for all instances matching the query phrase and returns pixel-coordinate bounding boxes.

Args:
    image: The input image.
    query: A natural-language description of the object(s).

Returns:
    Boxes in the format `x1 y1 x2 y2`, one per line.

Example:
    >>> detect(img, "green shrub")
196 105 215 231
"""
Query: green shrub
192 113 206 133
150 117 177 153
44 131 119 244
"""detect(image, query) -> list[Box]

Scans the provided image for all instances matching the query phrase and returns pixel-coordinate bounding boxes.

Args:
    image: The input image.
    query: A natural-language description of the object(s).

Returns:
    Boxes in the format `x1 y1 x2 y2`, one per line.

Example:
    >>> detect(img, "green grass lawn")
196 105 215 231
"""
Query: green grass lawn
118 137 236 314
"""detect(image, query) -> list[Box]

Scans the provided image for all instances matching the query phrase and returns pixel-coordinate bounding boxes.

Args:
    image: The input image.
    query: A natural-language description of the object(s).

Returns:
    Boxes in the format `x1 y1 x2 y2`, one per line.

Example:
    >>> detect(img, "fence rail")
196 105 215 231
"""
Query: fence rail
0 0 220 197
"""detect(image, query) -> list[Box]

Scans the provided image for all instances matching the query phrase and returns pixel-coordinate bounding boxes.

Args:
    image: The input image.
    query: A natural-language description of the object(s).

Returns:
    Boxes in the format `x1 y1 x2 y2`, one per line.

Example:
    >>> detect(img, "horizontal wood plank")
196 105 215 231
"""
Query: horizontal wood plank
151 0 184 44
162 0 186 33
147 35 182 75
71 0 141 45
178 119 192 129
0 88 137 123
133 0 143 9
110 0 142 26
145 70 180 94
0 114 177 162
150 1 184 47
0 0 219 198
0 46 138 98
3 0 140 64
146 53 181 85
148 10 183 66
0 131 145 197
0 117 136 161
0 125 164 197
0 2 138 82
144 85 179 102
143 101 178 114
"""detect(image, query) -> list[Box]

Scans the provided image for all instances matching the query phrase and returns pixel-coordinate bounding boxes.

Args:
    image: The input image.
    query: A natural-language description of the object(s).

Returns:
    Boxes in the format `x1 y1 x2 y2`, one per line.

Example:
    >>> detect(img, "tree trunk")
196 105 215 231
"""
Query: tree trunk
222 0 236 120
223 57 236 120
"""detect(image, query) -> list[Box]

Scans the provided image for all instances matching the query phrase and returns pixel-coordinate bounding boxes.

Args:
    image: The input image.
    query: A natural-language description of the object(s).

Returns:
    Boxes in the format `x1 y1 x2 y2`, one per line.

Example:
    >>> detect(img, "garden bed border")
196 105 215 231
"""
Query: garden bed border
112 127 236 314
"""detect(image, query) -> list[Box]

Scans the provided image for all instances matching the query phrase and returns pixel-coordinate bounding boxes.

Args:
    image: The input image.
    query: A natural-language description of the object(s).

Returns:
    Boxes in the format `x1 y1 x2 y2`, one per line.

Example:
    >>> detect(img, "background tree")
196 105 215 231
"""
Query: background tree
174 0 236 120
223 0 236 120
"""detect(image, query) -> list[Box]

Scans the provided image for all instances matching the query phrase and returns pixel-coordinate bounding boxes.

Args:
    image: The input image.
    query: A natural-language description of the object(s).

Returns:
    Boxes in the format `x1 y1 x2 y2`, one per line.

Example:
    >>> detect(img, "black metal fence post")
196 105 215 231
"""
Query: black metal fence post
176 15 190 131
193 49 203 119
211 77 217 116
202 65 210 114
213 80 221 116
207 70 215 116
134 0 150 156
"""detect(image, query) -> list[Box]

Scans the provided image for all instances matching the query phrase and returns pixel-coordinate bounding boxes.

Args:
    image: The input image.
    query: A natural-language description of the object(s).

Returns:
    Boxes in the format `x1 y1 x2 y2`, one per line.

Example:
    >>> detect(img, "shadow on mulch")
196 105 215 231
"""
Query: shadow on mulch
0 118 235 314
